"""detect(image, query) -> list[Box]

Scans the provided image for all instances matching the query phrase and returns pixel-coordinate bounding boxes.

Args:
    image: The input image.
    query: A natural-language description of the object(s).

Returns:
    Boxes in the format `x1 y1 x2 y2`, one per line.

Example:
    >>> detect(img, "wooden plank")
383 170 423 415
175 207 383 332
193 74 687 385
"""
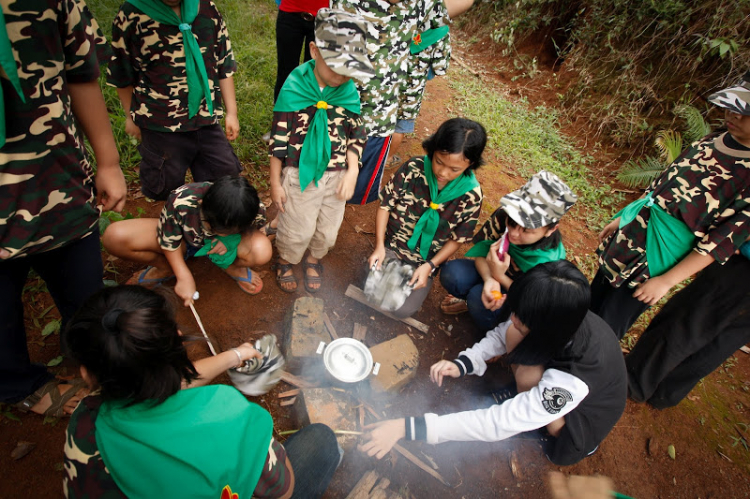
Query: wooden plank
369 490 388 499
740 345 750 355
372 478 390 491
278 389 300 398
279 371 317 389
280 397 296 406
323 312 339 340
345 470 379 499
345 285 429 333
353 323 368 341
393 444 451 487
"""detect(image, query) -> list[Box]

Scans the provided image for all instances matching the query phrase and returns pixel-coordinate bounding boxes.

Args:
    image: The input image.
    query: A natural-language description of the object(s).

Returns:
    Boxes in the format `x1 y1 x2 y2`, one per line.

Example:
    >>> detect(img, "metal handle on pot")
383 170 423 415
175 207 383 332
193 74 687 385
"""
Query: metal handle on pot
372 362 380 376
316 341 326 354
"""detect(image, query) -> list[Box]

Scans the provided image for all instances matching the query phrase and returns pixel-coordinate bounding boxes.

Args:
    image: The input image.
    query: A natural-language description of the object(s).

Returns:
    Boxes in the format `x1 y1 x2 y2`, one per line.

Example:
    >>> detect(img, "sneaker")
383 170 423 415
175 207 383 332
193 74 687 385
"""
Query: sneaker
440 294 468 315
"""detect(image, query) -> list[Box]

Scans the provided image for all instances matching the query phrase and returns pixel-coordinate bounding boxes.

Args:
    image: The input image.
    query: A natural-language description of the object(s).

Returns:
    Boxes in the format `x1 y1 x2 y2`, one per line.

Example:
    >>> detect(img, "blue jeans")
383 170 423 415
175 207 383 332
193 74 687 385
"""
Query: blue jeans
285 424 342 498
440 259 504 332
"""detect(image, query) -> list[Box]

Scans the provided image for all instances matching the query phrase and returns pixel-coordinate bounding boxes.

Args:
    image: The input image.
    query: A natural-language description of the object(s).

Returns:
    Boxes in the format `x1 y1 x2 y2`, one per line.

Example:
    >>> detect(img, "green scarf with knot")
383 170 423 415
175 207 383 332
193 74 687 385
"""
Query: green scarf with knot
465 239 566 273
194 234 241 269
410 25 450 54
126 0 213 118
0 4 26 148
407 155 480 260
614 192 695 277
273 59 361 191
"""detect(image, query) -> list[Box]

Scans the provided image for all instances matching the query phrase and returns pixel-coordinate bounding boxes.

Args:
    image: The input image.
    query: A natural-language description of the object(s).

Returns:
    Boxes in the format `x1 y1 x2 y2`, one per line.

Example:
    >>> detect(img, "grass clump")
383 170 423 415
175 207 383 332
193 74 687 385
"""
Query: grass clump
450 71 622 227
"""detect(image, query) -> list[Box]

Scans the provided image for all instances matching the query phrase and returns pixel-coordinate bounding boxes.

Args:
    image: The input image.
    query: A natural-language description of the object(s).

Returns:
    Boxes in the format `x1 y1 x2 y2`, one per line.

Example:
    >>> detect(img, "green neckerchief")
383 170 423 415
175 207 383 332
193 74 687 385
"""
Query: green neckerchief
96 385 273 499
126 0 212 118
465 239 566 273
410 25 450 54
407 155 480 260
274 60 361 191
194 234 241 269
0 4 26 148
615 192 695 277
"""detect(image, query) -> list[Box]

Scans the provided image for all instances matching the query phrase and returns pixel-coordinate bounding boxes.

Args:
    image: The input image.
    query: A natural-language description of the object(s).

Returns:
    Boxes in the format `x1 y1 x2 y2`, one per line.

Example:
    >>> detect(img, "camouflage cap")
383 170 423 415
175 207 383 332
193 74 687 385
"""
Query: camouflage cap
708 70 750 116
315 8 375 82
500 170 578 229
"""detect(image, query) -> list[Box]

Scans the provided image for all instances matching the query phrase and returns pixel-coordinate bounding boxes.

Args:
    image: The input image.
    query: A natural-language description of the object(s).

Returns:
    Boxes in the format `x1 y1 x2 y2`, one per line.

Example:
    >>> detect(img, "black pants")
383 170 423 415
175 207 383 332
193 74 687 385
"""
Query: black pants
626 256 750 409
0 233 103 402
274 9 314 102
589 268 650 339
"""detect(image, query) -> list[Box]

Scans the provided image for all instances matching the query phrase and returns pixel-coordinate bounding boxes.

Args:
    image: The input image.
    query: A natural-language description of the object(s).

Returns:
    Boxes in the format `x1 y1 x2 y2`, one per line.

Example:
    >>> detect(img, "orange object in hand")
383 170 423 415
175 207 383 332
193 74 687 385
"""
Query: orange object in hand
491 290 503 300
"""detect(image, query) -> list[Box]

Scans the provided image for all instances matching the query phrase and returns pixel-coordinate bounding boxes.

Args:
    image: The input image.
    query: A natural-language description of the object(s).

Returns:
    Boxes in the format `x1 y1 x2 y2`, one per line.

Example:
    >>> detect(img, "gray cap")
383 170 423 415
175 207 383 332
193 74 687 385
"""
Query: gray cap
708 70 750 116
500 171 578 229
315 8 375 82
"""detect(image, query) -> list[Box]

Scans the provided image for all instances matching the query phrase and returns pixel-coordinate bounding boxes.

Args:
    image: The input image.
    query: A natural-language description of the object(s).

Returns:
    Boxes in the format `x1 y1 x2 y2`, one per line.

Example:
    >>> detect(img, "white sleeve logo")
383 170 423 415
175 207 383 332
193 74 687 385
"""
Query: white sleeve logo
542 387 573 414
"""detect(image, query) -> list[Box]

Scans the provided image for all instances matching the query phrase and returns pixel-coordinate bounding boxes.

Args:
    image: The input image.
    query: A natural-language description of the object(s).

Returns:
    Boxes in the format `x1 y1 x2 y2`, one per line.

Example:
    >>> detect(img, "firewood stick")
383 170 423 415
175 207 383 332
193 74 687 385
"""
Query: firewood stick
323 312 339 340
279 371 317 388
392 444 451 487
280 397 296 406
277 389 300 398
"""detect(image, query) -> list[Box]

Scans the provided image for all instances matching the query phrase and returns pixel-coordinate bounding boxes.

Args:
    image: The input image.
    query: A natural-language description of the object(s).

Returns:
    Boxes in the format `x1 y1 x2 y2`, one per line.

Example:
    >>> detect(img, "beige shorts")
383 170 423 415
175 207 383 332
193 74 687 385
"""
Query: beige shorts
276 167 347 264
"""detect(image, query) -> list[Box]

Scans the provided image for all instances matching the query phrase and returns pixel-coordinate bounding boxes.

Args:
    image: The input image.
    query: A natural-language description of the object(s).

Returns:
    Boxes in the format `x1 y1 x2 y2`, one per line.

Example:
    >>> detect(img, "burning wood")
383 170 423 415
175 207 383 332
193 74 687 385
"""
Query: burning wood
277 389 300 398
279 371 317 388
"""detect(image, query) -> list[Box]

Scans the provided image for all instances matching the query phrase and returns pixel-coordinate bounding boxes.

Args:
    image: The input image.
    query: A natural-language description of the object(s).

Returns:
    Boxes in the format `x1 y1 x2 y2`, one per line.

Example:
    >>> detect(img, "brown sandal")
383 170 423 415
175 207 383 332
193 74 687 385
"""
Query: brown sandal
440 294 468 315
15 378 87 418
273 262 297 293
303 259 323 294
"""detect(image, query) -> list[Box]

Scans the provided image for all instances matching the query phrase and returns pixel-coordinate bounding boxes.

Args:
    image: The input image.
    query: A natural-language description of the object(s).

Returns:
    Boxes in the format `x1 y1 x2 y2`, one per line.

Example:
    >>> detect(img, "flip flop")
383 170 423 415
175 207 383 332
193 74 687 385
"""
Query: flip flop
130 266 174 287
303 259 323 294
231 267 263 295
15 378 87 418
273 262 297 293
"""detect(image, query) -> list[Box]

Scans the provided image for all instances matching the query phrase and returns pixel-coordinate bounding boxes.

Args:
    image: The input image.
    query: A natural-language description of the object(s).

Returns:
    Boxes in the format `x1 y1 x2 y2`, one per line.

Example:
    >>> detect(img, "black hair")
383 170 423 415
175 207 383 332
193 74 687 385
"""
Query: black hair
422 117 487 172
202 176 260 234
504 212 562 250
62 285 199 406
500 260 591 366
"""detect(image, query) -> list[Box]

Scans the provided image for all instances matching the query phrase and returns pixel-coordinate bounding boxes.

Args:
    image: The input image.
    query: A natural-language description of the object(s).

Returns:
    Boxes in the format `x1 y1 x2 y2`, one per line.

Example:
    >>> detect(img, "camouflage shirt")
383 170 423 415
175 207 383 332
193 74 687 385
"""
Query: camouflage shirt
0 0 101 260
330 0 447 137
157 182 267 252
380 157 483 265
269 103 367 170
107 0 236 132
399 3 451 121
597 132 750 288
64 394 292 499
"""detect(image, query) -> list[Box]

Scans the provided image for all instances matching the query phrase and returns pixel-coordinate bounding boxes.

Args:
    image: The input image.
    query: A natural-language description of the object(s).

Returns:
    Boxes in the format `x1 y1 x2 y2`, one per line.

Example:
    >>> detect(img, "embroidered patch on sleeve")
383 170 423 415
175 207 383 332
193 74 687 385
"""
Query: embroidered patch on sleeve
541 387 573 414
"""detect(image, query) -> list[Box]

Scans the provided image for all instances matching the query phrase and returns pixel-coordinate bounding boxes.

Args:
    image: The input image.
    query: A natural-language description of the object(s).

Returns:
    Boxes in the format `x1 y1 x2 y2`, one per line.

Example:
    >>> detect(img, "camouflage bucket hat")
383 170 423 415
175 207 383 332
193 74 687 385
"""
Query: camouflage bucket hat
315 8 375 82
708 70 750 116
500 171 578 229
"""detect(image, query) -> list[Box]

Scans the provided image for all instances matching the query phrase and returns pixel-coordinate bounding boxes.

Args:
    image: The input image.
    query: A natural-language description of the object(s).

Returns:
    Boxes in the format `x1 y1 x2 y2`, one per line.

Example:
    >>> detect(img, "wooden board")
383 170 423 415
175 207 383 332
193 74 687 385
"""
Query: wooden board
323 312 339 340
345 285 429 333
353 323 368 341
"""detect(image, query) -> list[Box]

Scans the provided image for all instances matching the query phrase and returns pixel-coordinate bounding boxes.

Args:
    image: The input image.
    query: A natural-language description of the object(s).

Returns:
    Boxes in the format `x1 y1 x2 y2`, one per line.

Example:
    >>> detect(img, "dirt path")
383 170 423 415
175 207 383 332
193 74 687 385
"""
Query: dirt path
2 30 750 499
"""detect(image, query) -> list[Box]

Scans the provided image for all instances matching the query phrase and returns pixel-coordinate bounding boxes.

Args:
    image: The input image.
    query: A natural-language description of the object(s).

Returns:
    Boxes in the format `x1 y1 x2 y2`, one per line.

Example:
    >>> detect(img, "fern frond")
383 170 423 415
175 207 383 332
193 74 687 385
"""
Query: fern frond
655 129 683 163
674 104 712 144
616 156 666 189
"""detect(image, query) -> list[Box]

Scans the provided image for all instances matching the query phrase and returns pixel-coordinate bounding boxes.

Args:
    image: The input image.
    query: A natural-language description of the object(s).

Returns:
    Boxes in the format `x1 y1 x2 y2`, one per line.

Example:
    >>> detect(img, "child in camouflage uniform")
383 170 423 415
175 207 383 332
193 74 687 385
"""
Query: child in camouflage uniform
439 171 577 332
108 0 242 200
367 118 485 318
0 0 127 417
103 176 271 307
270 9 372 293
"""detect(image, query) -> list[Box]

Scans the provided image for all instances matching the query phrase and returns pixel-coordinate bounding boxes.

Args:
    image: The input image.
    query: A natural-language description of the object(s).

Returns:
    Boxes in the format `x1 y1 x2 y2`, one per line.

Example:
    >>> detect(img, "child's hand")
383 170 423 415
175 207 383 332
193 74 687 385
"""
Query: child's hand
207 240 227 256
481 278 505 311
430 359 461 386
487 242 511 281
336 168 359 201
598 218 620 243
359 419 406 459
95 164 127 213
175 276 198 307
409 262 432 290
224 113 240 141
271 182 287 213
368 247 385 270
632 275 671 305
124 117 141 141
234 342 262 364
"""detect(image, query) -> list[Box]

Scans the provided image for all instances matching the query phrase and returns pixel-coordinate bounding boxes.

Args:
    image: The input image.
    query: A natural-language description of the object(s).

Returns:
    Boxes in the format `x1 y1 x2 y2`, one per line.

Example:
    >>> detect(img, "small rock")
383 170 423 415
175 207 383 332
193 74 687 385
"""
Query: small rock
11 441 35 461
283 297 329 372
369 334 419 393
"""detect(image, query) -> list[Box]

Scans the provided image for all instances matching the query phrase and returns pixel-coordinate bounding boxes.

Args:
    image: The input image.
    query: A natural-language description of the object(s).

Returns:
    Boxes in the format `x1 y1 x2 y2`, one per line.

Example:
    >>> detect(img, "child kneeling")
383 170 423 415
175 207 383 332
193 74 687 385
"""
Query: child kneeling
103 176 271 306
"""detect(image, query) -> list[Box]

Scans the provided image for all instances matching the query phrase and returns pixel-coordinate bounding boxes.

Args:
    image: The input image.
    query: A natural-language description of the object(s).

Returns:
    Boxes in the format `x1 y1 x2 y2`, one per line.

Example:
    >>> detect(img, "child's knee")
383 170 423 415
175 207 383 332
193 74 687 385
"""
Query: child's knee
514 364 545 393
238 231 272 266
102 221 130 251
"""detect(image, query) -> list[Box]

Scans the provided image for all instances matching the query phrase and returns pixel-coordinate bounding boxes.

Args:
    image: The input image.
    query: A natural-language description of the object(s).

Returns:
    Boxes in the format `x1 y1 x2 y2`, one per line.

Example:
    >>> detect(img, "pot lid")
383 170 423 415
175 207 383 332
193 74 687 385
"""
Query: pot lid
323 338 373 383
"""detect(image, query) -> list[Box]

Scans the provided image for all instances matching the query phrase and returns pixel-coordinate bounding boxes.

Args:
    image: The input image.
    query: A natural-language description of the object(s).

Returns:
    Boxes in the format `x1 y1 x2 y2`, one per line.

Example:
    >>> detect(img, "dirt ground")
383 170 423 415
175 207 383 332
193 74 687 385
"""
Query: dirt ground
3 26 750 499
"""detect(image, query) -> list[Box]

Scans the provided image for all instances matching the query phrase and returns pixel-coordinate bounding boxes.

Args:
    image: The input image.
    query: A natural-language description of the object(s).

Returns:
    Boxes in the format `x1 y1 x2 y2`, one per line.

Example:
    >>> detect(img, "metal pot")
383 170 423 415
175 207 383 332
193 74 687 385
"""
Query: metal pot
316 338 380 383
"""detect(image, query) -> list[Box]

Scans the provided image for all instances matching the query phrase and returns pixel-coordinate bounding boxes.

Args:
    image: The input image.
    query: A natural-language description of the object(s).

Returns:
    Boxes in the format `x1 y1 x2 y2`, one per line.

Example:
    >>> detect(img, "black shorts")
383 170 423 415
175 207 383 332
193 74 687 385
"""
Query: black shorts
138 124 242 200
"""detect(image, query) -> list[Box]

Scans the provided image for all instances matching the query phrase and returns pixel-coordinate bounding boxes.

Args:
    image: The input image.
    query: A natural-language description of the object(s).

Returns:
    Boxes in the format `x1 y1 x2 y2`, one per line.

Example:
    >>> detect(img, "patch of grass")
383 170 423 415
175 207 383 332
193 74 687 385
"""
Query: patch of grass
450 70 623 228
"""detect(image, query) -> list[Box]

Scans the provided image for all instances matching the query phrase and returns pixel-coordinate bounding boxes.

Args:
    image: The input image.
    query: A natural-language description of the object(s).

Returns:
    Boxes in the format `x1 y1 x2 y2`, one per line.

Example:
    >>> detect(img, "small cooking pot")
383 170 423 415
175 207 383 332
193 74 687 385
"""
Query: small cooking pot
317 338 380 383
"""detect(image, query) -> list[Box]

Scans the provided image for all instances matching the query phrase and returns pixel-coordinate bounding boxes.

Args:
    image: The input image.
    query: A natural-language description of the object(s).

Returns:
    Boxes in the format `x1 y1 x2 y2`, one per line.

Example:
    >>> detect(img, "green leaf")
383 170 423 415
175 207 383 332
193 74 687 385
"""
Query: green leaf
47 355 64 367
43 415 59 426
41 320 61 337
38 304 55 319
719 42 730 58
3 411 21 422
668 444 676 460
102 279 118 288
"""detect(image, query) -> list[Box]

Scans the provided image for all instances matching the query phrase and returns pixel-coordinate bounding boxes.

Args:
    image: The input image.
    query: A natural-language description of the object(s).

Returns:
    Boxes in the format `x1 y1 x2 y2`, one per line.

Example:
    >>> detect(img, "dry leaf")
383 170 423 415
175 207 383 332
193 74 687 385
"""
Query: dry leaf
667 444 676 460
11 441 35 461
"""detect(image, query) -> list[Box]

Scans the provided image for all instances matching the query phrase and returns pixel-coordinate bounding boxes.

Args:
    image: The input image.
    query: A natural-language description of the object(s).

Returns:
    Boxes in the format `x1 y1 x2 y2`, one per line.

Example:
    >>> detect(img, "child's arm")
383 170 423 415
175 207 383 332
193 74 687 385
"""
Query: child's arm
633 250 714 305
184 342 262 388
69 80 127 213
116 85 141 141
368 207 390 270
269 156 287 213
165 248 197 307
409 239 461 290
219 76 239 141
336 150 360 201
444 0 475 17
